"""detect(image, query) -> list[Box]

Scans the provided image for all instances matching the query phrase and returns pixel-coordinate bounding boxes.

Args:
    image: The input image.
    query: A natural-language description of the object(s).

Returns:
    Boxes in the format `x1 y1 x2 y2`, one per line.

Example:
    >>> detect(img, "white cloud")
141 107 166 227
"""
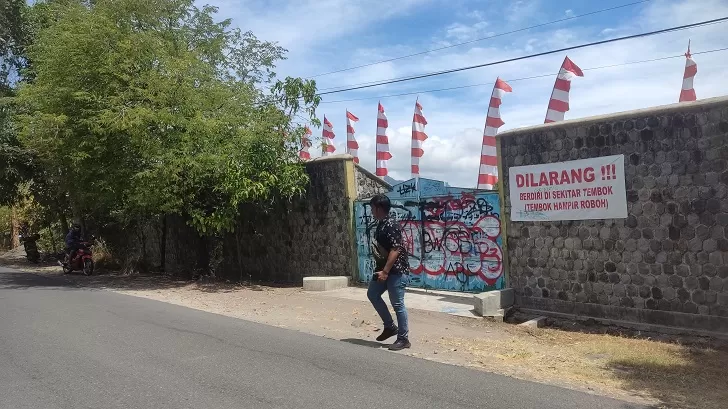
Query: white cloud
445 21 491 42
506 0 542 24
204 0 728 188
209 0 434 50
464 10 485 20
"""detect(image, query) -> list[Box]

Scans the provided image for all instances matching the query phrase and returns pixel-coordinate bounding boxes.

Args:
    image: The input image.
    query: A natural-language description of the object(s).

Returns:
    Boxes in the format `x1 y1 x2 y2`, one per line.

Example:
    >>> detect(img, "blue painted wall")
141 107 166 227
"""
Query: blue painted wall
355 189 505 293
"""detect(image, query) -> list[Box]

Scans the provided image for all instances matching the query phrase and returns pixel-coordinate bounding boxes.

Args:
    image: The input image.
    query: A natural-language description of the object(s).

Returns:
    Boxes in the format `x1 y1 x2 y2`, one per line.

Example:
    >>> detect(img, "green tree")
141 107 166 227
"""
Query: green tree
15 0 320 233
0 0 33 205
0 0 28 89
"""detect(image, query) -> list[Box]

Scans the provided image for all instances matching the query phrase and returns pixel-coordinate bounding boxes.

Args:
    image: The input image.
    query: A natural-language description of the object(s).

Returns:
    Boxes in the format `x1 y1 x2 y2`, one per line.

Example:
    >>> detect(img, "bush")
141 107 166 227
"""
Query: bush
92 237 119 270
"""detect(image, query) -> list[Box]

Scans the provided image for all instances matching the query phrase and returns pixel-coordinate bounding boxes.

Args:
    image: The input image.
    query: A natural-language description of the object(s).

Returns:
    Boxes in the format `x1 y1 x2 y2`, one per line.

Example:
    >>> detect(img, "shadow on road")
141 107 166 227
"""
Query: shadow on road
0 269 82 290
0 258 299 294
0 264 192 292
340 338 385 349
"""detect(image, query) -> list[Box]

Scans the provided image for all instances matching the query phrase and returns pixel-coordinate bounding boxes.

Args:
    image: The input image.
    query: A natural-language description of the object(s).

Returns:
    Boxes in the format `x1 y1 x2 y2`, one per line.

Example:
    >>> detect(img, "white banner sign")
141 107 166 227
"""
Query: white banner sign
509 155 627 221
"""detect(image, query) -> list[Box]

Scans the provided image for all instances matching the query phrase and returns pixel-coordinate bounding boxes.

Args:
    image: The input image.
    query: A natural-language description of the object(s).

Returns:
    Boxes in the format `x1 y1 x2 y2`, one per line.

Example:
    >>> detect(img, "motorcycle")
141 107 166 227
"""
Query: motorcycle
59 239 95 276
18 233 41 263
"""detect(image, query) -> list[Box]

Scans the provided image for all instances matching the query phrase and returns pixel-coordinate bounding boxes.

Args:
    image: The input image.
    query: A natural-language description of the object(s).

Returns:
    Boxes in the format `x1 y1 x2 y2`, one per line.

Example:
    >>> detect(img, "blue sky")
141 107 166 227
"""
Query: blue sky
204 0 728 187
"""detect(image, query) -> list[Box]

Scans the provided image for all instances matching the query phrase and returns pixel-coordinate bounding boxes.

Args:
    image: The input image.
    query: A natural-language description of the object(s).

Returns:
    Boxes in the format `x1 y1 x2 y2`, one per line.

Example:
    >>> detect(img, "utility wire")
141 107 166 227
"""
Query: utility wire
316 47 728 104
315 18 725 92
306 0 654 79
315 17 728 96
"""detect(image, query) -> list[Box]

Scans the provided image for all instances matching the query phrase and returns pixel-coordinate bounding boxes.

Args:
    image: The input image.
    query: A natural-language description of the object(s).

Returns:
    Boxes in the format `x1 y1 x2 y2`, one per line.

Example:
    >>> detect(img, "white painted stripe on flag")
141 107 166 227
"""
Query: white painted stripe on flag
551 89 570 103
483 126 499 137
492 88 508 98
558 68 576 80
479 164 498 175
481 145 497 157
487 106 501 118
546 109 565 122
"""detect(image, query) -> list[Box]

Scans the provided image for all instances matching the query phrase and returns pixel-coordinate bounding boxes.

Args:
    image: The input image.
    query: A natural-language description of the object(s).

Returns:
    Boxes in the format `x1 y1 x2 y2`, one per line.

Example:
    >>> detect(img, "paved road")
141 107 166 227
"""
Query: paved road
0 267 647 409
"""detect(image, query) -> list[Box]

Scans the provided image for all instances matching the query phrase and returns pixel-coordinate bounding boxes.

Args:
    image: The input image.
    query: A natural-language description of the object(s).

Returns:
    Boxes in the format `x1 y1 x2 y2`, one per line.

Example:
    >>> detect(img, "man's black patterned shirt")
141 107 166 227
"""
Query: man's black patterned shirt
371 217 409 275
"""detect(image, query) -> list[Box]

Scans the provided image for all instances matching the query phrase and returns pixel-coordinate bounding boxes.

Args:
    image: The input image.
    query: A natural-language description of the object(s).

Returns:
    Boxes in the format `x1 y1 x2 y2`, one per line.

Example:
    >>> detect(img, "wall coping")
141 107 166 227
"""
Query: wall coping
307 154 391 190
353 163 392 189
305 154 391 189
306 153 355 164
498 96 728 139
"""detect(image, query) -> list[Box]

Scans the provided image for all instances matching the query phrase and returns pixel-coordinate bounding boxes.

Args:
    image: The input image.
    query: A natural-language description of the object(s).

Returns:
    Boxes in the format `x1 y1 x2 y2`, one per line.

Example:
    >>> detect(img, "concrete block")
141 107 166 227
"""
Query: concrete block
519 317 547 329
303 276 349 291
473 288 515 317
483 309 505 323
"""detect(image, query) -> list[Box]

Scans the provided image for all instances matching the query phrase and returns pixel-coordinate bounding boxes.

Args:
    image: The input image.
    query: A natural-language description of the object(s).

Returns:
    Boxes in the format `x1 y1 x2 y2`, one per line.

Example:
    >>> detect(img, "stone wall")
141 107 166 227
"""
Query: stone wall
216 154 375 283
99 215 199 276
354 164 391 199
500 96 728 333
103 154 387 282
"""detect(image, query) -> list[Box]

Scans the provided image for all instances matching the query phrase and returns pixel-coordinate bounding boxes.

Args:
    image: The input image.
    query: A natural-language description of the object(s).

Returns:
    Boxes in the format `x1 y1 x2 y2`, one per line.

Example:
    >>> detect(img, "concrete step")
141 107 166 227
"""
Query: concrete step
519 317 547 329
303 276 349 291
473 288 515 318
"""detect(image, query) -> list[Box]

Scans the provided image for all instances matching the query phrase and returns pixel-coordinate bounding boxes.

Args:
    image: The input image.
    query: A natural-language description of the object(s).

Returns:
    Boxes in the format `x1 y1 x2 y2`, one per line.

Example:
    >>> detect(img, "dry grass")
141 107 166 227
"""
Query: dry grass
91 238 115 267
440 326 728 409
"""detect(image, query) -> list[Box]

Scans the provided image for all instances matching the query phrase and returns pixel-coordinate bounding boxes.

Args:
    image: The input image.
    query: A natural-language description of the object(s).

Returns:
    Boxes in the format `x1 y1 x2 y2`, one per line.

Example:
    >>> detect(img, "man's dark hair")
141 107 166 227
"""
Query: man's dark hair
370 194 391 213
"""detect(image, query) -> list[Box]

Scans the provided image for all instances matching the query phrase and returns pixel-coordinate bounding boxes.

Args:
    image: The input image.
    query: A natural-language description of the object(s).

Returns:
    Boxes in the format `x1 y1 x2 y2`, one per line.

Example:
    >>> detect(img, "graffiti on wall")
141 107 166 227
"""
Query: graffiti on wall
388 177 469 200
354 191 504 292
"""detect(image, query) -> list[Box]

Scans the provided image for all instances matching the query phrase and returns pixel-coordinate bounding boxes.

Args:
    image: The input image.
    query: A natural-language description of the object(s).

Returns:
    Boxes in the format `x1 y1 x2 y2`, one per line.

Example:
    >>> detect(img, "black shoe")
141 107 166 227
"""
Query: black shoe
388 338 411 351
376 326 398 342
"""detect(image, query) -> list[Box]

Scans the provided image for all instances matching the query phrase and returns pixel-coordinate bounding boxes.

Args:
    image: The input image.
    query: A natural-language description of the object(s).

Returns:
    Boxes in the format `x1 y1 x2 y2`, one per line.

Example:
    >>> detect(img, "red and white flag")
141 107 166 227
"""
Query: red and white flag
375 102 392 177
545 56 583 123
679 41 697 102
411 99 428 177
477 78 512 190
299 126 312 160
322 116 335 156
346 111 359 164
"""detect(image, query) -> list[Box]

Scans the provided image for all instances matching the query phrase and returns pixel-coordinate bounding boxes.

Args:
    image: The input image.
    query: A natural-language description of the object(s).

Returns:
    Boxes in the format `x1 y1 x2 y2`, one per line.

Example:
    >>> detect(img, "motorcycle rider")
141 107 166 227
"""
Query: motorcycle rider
65 223 83 262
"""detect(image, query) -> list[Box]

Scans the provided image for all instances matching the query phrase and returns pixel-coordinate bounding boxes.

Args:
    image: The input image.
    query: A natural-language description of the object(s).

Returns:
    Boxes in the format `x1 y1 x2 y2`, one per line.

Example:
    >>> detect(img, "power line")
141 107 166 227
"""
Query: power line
315 17 728 96
318 19 726 94
316 47 728 104
315 19 725 92
306 0 654 79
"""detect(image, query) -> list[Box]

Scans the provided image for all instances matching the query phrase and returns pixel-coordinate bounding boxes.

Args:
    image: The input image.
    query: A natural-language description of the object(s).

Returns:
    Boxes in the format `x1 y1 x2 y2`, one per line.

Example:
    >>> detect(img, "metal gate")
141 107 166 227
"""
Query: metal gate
354 188 505 292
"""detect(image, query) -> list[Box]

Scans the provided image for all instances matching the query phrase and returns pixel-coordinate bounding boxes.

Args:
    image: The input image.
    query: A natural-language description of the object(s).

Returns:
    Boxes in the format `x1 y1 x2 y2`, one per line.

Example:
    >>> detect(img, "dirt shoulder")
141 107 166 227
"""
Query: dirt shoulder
3 253 727 409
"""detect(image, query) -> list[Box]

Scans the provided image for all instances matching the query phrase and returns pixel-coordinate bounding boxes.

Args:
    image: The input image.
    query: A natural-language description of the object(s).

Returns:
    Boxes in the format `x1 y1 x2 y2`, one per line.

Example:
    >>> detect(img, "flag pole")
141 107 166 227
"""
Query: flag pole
414 96 421 203
413 95 424 291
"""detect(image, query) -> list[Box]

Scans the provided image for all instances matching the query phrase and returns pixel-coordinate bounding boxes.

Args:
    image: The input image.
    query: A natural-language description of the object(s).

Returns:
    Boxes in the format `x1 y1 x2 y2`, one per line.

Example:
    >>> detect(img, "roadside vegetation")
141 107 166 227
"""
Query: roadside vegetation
1 0 320 261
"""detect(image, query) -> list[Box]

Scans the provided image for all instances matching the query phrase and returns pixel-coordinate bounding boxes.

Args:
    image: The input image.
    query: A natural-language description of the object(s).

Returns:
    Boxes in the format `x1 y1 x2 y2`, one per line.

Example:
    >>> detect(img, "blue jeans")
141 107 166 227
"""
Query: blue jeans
367 273 409 340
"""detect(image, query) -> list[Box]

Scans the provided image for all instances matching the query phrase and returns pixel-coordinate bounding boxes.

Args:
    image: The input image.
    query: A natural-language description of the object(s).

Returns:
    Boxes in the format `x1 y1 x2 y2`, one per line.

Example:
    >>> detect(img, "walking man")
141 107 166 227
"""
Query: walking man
367 194 410 351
